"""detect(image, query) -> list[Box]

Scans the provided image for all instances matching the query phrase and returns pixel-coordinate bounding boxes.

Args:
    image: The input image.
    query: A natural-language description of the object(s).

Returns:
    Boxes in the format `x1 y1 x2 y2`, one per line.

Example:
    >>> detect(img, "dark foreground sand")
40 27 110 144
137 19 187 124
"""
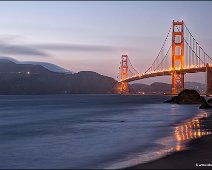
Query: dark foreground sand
127 112 212 169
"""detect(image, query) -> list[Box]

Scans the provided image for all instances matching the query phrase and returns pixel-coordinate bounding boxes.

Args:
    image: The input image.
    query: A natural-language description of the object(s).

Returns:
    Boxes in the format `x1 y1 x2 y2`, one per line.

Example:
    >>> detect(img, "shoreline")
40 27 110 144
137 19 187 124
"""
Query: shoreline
126 110 212 169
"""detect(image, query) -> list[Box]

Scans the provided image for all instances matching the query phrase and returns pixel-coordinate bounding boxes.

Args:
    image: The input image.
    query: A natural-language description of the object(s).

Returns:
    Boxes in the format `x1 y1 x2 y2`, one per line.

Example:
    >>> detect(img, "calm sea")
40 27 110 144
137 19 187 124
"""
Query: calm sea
0 95 210 169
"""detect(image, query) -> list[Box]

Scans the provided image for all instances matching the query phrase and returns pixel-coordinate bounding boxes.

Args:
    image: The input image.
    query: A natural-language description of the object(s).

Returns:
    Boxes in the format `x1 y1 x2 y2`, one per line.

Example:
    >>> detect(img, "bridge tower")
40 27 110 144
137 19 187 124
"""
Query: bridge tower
172 20 185 94
206 63 212 96
117 55 129 94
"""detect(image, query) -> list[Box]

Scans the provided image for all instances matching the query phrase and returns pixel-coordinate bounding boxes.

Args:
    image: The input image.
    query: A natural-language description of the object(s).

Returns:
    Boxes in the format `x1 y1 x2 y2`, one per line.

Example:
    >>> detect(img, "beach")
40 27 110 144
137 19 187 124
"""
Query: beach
128 109 212 169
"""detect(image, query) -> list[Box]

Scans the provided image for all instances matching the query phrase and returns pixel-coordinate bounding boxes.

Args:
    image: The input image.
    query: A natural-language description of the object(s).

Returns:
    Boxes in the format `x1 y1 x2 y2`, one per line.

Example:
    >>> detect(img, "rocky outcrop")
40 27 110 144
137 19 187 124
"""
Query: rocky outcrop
164 89 212 109
164 89 202 104
177 89 203 104
164 96 178 103
200 97 212 109
207 98 212 105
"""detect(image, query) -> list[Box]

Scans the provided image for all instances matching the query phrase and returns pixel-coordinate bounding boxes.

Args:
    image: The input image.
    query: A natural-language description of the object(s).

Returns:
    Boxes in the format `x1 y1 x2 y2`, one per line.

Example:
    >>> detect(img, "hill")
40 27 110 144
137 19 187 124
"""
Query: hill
0 56 72 74
130 82 206 94
0 59 117 94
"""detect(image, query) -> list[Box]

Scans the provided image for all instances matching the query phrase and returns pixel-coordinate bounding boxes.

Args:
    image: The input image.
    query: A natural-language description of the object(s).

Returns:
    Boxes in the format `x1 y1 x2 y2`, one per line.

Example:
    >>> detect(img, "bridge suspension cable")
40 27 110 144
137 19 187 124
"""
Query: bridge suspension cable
153 44 172 72
145 25 172 73
183 24 212 68
128 57 139 75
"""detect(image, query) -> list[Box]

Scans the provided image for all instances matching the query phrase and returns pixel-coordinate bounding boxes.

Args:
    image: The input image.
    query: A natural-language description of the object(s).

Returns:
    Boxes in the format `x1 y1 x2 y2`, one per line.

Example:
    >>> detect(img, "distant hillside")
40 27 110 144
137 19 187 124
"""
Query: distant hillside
0 59 117 94
0 58 51 74
21 61 72 74
130 82 206 94
184 82 206 93
0 56 72 74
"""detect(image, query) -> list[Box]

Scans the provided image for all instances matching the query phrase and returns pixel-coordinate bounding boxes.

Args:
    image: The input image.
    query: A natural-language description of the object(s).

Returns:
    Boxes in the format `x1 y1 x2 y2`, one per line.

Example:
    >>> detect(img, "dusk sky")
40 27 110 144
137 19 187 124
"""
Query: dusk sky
0 1 211 84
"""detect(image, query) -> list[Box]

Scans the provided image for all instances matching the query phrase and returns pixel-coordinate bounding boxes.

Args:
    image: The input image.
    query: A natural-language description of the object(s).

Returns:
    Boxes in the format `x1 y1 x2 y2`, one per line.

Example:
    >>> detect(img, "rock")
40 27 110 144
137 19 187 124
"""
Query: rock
164 89 212 108
164 96 178 103
164 89 209 103
165 89 202 104
176 89 202 104
207 98 212 105
164 99 171 103
200 96 212 109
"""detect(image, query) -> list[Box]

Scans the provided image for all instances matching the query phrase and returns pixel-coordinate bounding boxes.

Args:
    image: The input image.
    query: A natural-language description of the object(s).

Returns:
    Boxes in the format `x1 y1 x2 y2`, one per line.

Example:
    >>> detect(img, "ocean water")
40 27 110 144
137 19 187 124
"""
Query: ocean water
0 95 210 169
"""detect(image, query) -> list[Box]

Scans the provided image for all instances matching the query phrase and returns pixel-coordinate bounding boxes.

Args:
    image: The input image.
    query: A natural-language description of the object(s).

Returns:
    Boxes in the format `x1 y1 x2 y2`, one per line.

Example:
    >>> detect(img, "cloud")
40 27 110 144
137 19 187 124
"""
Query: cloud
0 42 131 57
0 34 48 57
33 43 129 52
0 43 49 57
0 34 135 57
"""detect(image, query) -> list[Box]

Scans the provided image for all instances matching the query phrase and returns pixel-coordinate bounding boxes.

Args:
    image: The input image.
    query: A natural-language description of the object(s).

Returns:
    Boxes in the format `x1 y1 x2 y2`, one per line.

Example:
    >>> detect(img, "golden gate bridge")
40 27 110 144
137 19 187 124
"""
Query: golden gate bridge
117 20 212 95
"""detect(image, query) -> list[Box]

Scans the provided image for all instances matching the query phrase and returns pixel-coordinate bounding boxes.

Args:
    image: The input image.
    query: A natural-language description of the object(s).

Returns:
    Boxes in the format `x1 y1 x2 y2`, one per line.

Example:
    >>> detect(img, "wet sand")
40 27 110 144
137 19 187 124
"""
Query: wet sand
127 111 212 169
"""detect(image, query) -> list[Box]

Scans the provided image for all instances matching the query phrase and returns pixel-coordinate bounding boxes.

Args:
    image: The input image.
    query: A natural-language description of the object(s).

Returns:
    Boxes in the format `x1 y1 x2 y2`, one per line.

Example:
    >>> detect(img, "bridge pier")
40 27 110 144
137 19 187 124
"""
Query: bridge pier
206 64 212 96
172 72 185 94
116 82 129 94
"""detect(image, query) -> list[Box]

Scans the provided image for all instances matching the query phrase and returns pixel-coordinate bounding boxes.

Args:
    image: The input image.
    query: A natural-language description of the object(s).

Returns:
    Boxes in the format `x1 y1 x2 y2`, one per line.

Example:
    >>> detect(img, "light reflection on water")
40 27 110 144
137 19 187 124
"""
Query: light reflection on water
174 112 210 151
106 111 211 169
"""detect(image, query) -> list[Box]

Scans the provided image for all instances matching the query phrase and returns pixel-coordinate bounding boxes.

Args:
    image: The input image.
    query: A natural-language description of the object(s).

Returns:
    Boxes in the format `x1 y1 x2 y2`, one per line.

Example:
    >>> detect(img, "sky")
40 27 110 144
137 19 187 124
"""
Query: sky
0 1 211 84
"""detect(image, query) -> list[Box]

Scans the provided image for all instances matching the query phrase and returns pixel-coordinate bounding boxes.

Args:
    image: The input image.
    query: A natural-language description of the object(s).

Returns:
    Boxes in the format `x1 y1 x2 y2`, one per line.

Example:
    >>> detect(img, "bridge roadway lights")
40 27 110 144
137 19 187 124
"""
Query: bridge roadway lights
206 64 212 96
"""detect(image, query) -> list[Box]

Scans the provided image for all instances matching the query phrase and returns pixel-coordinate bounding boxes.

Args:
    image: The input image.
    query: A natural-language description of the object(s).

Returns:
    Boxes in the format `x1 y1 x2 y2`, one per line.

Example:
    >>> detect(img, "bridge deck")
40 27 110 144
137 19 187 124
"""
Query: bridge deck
120 67 208 82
